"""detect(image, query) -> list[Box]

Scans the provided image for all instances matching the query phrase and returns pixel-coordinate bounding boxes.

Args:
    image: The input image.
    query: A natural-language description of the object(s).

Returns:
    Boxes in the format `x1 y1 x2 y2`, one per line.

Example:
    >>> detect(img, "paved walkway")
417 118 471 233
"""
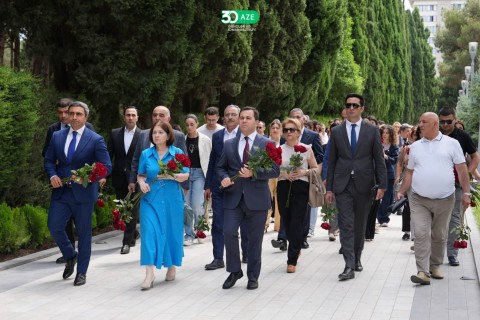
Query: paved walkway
1 209 479 320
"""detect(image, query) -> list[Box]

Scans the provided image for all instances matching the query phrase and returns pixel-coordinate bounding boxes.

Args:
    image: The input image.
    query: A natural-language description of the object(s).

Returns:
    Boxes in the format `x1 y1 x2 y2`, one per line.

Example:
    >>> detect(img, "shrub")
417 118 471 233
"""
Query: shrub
0 203 31 253
21 204 51 248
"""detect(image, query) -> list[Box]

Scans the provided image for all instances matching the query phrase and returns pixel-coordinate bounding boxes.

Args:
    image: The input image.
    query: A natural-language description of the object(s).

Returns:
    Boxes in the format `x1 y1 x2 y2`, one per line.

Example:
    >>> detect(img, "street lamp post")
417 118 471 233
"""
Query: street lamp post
465 66 471 97
461 79 468 95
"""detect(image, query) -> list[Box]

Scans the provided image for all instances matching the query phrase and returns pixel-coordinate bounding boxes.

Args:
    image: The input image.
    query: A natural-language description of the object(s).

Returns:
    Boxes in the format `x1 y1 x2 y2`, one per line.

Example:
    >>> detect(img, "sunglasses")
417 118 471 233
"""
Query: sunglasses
283 128 298 133
345 103 361 109
439 120 453 125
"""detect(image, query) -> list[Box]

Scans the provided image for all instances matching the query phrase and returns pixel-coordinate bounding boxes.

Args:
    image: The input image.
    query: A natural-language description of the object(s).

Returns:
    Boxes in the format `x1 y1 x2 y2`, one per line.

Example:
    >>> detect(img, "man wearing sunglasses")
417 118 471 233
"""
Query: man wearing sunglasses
326 93 387 281
438 107 479 267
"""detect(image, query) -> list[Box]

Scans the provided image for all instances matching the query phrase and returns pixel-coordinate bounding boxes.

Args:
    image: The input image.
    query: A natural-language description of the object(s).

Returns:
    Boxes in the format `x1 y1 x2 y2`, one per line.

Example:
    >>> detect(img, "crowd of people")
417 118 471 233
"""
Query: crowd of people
42 94 478 289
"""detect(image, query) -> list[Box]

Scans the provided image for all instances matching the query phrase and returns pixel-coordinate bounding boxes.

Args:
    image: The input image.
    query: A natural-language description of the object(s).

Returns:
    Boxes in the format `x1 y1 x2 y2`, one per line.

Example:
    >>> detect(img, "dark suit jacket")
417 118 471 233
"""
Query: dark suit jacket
216 134 280 211
44 127 112 203
383 144 399 180
129 128 186 184
326 120 387 195
42 121 95 157
108 127 141 189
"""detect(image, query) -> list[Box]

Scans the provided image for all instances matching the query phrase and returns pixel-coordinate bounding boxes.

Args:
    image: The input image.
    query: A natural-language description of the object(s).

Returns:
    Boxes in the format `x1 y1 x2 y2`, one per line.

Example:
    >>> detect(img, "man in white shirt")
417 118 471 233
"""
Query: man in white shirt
197 106 224 140
398 112 471 285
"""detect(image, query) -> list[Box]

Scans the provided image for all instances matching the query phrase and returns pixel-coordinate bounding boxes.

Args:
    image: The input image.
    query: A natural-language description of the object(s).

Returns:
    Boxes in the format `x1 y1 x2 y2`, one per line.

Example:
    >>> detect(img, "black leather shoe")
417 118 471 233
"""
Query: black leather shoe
271 239 287 251
302 240 309 249
355 260 363 272
73 273 86 286
222 270 243 289
242 254 248 264
247 279 258 290
62 253 77 279
120 245 130 254
338 267 355 281
205 259 225 270
56 257 65 264
448 255 460 266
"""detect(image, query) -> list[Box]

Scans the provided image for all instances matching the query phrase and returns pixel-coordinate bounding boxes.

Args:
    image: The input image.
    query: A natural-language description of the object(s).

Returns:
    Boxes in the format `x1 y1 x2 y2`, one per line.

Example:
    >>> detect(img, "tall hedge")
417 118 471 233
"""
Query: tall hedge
0 66 39 204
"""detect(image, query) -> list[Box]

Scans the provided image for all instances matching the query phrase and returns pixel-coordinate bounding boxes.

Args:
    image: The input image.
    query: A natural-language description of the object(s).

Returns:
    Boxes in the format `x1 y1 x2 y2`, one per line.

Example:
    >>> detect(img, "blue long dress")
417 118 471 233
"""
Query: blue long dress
138 145 189 268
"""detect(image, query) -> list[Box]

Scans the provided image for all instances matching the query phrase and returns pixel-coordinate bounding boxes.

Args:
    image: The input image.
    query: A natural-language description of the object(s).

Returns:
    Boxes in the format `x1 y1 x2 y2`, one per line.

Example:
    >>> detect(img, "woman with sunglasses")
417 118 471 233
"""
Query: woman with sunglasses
277 118 318 273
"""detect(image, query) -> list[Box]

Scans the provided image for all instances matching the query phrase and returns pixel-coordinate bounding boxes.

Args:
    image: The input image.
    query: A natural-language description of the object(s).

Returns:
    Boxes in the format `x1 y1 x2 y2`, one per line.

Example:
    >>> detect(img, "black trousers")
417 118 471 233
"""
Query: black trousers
277 180 309 266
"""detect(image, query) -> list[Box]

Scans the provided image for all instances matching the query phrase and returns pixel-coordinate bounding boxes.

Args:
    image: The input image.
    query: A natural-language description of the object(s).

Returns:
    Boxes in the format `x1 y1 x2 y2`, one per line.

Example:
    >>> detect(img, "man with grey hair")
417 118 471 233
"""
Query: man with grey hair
42 98 95 264
44 101 112 286
399 123 412 147
397 112 471 285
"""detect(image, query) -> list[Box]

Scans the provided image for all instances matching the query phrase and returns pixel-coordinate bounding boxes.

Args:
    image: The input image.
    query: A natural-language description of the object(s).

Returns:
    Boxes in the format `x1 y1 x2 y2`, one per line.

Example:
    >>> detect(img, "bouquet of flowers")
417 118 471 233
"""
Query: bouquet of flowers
96 189 106 208
195 214 210 240
282 145 308 207
221 142 282 188
452 183 479 248
112 153 191 226
320 204 338 230
62 162 108 188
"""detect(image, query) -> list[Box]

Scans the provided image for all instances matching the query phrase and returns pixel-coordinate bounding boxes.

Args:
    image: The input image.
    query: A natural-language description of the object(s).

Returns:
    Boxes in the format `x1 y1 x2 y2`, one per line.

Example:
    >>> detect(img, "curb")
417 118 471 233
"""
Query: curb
0 230 121 272
466 208 480 285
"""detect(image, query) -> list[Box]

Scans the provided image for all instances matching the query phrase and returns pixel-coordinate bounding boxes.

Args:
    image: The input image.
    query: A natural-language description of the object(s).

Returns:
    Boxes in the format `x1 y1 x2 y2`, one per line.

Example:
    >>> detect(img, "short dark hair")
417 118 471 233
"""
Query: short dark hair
345 93 365 106
438 107 456 118
123 106 138 115
149 122 175 146
204 107 219 116
240 106 259 120
56 98 74 109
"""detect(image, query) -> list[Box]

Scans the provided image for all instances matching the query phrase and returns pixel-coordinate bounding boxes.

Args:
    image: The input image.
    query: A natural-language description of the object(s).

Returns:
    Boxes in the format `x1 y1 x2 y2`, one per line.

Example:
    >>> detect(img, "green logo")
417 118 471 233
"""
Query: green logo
221 10 259 24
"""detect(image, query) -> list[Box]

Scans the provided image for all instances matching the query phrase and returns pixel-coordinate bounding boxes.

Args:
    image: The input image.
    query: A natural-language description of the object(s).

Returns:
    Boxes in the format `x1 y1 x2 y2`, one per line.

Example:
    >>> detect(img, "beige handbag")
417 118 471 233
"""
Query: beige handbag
308 167 325 207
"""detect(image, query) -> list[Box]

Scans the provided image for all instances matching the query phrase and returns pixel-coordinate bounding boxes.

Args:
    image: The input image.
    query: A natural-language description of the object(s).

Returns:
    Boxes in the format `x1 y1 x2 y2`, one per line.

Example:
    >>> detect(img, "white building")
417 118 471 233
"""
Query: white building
409 0 466 75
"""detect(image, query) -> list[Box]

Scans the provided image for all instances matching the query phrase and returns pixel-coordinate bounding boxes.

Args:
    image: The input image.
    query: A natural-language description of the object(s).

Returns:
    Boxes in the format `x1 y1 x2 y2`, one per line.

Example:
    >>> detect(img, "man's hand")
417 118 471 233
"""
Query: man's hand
375 188 385 201
326 191 334 204
220 177 233 188
128 183 136 193
396 192 405 201
462 194 471 211
50 176 62 188
98 178 106 188
238 165 253 178
204 189 211 201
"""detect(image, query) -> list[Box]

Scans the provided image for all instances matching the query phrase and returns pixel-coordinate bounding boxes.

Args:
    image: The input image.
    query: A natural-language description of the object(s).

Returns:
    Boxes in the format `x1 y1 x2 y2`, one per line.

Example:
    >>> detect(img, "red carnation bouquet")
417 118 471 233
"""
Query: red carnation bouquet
282 144 308 207
320 204 338 230
221 142 282 188
62 162 108 188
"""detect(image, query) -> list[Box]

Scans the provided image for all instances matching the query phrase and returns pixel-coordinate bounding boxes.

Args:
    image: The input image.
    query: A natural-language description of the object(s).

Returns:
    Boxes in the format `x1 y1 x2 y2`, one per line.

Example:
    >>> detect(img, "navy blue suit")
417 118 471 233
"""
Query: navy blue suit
204 128 248 260
217 133 280 280
44 127 112 274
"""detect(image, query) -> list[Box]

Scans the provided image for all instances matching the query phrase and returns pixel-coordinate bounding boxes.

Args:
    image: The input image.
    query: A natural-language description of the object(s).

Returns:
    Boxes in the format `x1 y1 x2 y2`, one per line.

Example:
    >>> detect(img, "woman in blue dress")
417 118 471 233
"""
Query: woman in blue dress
137 122 189 290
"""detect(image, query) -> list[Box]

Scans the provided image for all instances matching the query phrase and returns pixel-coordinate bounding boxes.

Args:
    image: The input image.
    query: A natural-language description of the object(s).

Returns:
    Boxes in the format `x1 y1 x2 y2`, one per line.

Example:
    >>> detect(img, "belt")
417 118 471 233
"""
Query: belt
64 182 73 188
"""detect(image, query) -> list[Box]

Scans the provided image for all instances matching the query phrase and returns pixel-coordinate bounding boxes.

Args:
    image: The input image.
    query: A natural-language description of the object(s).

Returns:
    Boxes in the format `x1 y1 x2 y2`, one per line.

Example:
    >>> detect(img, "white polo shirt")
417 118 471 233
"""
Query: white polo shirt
407 133 465 199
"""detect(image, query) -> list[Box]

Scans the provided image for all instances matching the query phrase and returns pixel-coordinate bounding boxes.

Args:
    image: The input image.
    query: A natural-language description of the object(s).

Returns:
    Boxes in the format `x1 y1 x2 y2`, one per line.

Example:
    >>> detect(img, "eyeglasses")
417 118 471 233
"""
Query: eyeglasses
345 103 361 109
224 113 238 118
283 128 298 133
256 126 264 130
439 120 453 125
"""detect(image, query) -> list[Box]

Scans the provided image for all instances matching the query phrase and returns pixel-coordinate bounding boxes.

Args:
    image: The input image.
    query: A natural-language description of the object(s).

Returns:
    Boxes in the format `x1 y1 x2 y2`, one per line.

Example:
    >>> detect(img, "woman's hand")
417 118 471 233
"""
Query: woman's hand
138 180 150 194
291 169 308 180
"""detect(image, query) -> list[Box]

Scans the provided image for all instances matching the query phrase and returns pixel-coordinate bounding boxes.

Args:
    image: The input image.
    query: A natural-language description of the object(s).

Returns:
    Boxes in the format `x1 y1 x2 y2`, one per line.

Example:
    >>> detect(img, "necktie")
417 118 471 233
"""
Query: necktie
350 124 357 155
67 131 77 162
242 136 249 165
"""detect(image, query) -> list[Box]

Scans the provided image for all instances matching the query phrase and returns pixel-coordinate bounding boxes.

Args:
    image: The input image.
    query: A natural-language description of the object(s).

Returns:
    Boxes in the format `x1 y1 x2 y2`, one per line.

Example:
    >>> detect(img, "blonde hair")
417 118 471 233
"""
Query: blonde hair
282 118 302 131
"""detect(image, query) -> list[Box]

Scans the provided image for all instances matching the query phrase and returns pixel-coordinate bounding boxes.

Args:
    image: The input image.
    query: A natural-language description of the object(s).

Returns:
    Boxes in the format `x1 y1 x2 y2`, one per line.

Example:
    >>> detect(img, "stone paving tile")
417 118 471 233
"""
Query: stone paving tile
0 210 479 319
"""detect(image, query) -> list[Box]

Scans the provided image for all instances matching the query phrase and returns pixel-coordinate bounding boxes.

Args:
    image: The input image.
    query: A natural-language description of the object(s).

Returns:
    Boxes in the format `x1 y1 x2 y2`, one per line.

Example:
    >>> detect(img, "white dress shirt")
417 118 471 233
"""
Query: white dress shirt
224 126 239 142
64 125 86 157
238 131 257 161
124 126 136 153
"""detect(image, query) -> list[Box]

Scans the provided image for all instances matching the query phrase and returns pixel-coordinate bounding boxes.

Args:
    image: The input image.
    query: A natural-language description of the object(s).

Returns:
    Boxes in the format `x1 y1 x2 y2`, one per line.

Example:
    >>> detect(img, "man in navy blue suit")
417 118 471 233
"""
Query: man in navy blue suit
44 101 111 286
272 108 323 251
217 107 280 290
204 105 249 270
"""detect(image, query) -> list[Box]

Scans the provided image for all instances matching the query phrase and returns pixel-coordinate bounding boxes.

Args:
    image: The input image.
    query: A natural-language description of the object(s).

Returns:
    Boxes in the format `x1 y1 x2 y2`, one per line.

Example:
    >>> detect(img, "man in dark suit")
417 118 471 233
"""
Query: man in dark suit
272 108 323 250
42 97 95 264
44 101 112 286
130 105 187 189
108 106 141 254
217 106 280 290
204 105 249 270
326 93 387 281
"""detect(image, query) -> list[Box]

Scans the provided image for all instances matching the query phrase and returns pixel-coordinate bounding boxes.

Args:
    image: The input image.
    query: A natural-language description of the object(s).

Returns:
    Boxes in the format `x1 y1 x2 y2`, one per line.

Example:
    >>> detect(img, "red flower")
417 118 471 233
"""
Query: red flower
196 230 206 239
167 159 177 171
406 147 410 155
266 143 283 165
92 162 108 178
453 240 468 249
320 222 332 230
294 145 307 153
470 201 476 207
175 154 191 167
96 199 105 207
88 173 98 183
